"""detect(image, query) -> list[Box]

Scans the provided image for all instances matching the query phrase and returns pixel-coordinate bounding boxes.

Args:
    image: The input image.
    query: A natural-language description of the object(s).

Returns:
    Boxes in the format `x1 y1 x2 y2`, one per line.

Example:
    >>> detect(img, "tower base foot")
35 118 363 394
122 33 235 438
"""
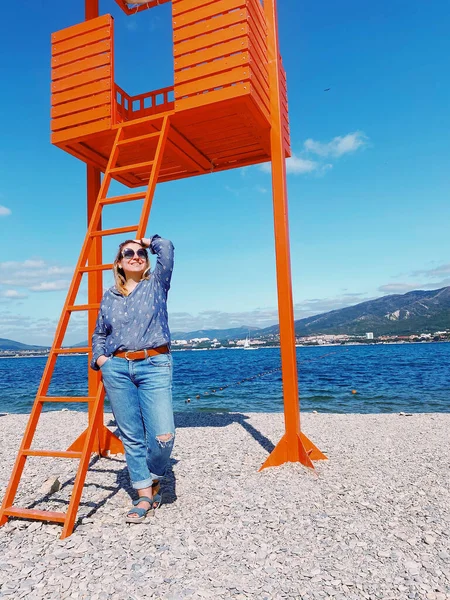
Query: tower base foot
67 426 124 456
259 432 327 471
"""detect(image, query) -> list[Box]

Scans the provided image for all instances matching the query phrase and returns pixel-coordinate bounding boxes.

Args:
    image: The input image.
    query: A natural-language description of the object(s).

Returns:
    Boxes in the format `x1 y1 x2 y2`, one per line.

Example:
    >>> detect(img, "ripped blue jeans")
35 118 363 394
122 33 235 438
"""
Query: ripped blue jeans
100 353 175 489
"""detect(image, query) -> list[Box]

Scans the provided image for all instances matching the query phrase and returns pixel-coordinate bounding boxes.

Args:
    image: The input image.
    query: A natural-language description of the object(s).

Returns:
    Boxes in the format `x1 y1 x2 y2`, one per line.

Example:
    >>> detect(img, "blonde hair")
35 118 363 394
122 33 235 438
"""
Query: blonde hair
113 239 151 296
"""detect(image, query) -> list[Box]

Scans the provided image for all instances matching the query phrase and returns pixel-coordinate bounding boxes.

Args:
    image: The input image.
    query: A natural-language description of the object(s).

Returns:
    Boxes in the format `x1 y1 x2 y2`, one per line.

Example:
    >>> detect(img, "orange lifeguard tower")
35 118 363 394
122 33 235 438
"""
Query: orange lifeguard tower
0 0 326 538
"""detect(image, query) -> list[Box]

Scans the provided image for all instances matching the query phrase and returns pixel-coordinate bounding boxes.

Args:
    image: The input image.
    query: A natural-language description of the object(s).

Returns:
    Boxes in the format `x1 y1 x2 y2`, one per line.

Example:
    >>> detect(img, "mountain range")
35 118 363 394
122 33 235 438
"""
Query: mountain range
1 287 449 350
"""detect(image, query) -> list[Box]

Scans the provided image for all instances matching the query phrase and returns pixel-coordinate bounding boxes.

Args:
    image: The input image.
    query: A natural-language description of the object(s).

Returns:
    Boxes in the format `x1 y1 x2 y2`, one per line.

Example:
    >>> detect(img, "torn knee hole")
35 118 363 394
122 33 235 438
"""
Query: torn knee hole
156 433 174 446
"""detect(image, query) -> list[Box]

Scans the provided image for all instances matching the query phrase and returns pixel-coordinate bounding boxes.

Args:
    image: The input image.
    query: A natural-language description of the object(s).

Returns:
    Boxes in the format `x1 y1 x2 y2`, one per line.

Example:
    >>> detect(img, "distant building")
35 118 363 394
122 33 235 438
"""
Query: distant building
366 332 374 340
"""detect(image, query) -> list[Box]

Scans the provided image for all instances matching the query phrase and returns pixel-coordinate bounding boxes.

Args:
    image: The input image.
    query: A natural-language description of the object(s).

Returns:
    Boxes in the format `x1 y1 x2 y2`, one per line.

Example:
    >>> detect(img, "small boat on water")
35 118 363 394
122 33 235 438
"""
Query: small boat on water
244 335 258 350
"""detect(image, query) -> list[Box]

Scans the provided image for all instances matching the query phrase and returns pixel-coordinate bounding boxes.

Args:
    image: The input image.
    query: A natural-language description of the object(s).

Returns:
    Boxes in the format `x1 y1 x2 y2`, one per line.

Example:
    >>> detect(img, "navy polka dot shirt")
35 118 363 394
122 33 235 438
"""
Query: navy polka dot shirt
90 235 174 370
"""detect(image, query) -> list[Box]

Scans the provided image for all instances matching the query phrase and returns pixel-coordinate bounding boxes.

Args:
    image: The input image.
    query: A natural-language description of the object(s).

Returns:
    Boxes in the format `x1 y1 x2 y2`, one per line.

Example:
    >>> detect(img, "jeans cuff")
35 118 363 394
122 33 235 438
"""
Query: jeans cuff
132 476 154 490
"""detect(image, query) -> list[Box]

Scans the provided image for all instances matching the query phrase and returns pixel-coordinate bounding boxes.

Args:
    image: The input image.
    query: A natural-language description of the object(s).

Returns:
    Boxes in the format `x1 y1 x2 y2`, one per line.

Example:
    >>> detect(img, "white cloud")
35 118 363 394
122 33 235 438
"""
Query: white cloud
0 259 74 293
377 263 450 295
259 131 367 178
30 280 71 292
411 263 450 278
378 283 420 294
260 155 322 175
0 289 28 299
287 156 320 174
304 131 368 158
0 205 11 217
169 293 372 332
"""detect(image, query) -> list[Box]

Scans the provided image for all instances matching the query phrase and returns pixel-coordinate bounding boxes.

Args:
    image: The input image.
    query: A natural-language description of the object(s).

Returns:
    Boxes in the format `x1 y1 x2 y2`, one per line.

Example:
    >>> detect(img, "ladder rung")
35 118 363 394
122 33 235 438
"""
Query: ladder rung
80 264 113 273
116 115 165 129
117 131 160 146
90 225 138 237
38 396 96 403
67 304 100 312
55 347 90 354
22 450 83 459
3 507 66 523
100 192 146 206
110 160 154 175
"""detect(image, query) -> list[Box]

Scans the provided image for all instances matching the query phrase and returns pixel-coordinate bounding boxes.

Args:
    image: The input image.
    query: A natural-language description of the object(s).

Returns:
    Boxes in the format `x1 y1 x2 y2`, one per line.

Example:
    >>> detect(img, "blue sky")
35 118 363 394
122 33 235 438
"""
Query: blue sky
1 0 450 345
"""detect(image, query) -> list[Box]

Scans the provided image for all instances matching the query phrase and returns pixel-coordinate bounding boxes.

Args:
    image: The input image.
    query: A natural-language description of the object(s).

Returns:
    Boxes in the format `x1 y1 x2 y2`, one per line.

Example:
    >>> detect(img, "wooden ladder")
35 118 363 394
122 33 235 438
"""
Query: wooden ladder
0 115 170 539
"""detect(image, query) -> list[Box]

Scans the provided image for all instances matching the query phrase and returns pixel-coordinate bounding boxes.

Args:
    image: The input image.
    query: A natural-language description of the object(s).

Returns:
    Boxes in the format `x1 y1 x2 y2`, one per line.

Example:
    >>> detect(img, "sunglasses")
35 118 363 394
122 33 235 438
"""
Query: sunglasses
121 248 148 260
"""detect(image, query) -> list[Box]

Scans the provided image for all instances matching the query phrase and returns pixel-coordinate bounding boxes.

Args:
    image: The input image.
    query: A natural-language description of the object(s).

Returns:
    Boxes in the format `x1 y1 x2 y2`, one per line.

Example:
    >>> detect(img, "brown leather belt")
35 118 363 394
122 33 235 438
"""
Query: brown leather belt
114 345 169 361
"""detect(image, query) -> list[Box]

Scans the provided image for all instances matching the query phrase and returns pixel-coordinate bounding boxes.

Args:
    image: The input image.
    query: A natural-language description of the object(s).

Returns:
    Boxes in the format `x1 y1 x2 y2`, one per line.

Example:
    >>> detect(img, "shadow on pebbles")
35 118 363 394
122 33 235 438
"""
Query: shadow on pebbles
0 411 449 599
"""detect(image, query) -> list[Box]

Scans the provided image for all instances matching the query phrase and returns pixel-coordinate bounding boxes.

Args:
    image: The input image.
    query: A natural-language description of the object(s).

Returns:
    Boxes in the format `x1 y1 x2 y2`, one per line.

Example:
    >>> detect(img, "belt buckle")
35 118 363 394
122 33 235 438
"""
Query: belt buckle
124 351 133 361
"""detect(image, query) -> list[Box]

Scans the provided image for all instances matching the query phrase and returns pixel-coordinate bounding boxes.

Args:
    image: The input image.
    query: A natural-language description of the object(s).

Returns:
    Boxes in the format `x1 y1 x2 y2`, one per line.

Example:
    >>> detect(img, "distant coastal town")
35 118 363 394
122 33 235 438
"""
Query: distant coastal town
1 329 450 358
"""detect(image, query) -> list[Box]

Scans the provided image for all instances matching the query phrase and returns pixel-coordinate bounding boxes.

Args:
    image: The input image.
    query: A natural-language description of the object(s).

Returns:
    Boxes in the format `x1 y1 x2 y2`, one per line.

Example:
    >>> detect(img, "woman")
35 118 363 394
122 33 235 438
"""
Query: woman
91 234 175 523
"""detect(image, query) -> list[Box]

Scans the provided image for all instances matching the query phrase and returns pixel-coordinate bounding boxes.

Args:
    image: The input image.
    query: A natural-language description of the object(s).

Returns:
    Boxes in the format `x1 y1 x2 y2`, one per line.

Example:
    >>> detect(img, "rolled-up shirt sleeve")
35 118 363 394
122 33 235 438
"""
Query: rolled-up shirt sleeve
90 308 110 371
149 234 174 292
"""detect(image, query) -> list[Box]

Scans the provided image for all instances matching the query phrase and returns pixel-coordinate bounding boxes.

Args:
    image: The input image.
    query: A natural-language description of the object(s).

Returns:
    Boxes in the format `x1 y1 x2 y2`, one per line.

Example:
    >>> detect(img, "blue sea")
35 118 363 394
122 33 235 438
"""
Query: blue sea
0 343 449 415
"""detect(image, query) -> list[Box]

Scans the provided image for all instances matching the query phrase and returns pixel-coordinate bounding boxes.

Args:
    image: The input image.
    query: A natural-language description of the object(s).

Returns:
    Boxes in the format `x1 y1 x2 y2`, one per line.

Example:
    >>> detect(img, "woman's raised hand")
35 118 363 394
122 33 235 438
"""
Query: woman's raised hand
133 238 151 248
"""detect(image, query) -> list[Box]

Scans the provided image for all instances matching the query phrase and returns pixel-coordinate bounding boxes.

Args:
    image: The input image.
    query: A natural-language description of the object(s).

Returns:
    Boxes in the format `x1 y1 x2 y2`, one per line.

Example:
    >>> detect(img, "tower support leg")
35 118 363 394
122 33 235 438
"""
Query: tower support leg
260 0 327 471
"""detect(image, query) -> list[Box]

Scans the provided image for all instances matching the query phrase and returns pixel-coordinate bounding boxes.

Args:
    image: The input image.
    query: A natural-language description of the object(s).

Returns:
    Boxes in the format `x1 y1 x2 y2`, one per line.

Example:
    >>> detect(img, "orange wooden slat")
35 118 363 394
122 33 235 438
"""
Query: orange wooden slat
173 9 247 43
52 79 111 107
175 51 250 86
52 106 111 132
248 28 268 69
52 39 111 68
3 507 66 523
51 92 111 119
175 35 249 70
212 142 262 160
52 26 112 57
51 119 111 145
52 53 111 82
203 134 261 155
173 0 246 29
247 0 267 44
51 65 111 94
175 66 250 98
172 0 219 17
175 81 248 111
51 14 111 44
249 83 271 122
249 15 267 60
174 22 249 57
249 68 270 113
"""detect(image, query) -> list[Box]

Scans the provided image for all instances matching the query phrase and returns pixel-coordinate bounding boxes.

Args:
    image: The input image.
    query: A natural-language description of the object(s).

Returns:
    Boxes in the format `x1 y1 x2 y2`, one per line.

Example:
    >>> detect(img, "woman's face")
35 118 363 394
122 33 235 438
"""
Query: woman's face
118 242 148 279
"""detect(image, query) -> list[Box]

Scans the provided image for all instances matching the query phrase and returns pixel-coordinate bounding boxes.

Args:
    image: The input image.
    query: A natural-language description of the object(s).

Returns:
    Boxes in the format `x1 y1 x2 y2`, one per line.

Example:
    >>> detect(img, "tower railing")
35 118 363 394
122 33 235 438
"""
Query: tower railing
114 84 175 123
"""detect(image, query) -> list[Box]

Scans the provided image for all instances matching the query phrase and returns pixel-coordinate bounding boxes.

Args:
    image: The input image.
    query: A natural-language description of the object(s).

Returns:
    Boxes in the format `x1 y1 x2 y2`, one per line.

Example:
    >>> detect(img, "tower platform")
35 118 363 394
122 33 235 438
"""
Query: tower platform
50 3 290 186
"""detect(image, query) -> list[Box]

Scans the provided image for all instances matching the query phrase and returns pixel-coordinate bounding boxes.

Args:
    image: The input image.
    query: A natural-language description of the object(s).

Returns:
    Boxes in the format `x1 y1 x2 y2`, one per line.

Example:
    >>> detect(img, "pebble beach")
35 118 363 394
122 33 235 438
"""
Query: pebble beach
0 411 449 600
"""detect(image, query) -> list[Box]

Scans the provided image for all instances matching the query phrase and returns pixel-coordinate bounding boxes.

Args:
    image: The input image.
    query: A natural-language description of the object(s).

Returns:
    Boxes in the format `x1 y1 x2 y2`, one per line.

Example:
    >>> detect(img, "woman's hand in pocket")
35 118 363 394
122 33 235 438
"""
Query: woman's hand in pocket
97 355 110 368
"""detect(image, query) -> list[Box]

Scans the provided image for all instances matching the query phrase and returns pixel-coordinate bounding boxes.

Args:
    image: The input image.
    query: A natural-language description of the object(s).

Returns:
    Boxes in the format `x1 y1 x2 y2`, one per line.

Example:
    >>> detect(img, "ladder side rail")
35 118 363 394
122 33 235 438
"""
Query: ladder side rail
2 117 169 533
0 400 46 522
61 382 106 538
0 129 125 524
62 120 171 534
41 126 124 378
